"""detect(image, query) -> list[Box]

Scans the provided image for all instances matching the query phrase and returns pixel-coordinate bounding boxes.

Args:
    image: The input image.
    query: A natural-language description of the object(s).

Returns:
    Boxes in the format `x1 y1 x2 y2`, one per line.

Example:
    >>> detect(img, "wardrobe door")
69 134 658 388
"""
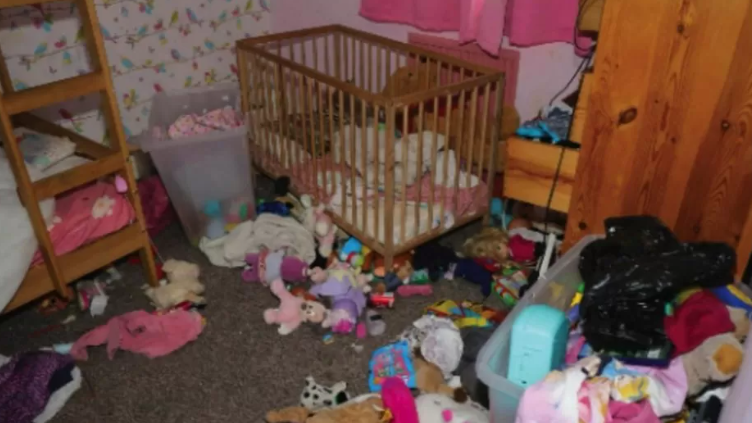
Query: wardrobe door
564 0 752 275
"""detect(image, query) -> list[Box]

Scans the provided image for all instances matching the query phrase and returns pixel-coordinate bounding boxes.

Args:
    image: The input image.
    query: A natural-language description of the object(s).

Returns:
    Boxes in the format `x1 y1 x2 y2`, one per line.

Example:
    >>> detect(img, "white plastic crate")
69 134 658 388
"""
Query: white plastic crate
136 83 254 245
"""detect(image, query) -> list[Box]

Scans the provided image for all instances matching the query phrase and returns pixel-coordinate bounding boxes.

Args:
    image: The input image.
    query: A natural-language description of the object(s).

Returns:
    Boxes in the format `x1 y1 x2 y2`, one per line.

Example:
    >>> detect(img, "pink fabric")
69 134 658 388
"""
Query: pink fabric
610 401 660 423
360 0 507 56
167 106 242 139
71 310 204 361
504 0 592 56
31 182 135 266
138 175 175 236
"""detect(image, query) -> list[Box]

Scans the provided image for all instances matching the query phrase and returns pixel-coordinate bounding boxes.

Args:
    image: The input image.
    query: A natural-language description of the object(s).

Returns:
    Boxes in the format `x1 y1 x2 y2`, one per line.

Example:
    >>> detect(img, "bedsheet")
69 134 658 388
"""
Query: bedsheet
31 181 135 266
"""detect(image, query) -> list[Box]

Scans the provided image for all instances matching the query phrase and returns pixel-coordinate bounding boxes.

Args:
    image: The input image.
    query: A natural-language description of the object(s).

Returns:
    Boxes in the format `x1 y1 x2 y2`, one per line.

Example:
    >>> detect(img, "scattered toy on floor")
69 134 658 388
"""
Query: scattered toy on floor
365 309 386 336
369 340 417 392
397 284 433 297
264 279 329 335
76 279 108 316
203 200 226 239
70 309 204 360
143 259 205 310
413 348 468 402
462 227 510 269
300 376 351 411
412 243 457 281
309 264 370 334
452 258 493 297
339 237 365 268
304 203 337 259
242 250 310 285
398 315 463 379
369 292 396 309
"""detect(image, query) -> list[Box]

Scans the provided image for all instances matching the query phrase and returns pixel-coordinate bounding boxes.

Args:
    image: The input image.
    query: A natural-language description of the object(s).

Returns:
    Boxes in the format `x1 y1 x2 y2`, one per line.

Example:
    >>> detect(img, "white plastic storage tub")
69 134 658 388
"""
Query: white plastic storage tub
137 83 254 245
476 235 599 423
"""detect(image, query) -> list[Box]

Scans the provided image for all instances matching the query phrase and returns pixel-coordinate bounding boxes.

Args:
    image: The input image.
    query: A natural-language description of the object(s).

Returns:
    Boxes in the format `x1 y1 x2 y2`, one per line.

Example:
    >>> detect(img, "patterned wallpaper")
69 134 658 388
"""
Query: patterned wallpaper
0 0 270 143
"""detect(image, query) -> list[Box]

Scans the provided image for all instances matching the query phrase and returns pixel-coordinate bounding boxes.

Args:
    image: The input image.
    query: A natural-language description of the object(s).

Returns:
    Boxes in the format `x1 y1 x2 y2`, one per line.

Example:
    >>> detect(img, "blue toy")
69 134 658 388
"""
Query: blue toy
368 340 416 392
508 304 568 388
711 285 752 314
490 198 512 229
256 200 291 217
516 121 562 144
203 200 226 240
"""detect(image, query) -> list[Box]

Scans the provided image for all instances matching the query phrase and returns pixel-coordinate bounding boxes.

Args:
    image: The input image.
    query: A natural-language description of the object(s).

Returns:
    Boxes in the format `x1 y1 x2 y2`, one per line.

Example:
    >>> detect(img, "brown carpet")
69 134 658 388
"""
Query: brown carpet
0 222 491 422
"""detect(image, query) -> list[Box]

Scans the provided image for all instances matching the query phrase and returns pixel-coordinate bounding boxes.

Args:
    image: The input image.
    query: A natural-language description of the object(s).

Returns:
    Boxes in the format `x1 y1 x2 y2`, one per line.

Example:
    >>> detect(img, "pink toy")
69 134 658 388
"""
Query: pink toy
243 250 310 285
382 377 420 423
397 285 433 297
263 279 329 335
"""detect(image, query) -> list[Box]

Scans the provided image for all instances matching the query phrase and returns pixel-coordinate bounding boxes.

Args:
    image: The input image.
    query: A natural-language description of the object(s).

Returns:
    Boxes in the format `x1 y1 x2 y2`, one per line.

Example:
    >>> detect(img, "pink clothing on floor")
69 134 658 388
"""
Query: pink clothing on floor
610 401 660 423
32 181 134 266
504 0 592 55
71 310 204 361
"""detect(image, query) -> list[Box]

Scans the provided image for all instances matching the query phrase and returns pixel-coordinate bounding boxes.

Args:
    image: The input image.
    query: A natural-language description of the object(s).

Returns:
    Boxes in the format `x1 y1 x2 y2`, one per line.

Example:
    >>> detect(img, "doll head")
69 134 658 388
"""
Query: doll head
463 227 510 264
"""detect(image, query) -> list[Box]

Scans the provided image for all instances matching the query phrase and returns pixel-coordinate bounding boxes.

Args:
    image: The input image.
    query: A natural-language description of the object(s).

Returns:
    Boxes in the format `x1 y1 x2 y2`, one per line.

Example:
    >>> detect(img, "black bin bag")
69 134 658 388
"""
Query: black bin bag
578 215 736 352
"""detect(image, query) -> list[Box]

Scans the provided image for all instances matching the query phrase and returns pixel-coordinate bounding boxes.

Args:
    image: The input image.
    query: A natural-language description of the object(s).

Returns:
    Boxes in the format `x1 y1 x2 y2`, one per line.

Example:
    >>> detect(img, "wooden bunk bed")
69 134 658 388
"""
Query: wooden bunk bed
0 0 159 313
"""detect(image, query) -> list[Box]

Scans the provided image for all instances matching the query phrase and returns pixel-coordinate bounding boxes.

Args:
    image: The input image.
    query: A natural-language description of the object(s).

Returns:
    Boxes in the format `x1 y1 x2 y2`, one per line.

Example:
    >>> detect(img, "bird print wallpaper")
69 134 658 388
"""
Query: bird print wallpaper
0 0 270 143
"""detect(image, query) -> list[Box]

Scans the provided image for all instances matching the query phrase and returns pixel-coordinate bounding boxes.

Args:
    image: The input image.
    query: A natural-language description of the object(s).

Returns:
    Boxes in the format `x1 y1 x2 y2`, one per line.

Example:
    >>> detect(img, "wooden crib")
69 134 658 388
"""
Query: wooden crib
236 25 506 269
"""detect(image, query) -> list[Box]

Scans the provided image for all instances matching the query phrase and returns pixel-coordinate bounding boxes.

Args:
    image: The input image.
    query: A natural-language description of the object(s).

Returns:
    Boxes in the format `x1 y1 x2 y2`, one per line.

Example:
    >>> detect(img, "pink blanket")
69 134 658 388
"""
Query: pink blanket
359 0 589 56
31 182 135 266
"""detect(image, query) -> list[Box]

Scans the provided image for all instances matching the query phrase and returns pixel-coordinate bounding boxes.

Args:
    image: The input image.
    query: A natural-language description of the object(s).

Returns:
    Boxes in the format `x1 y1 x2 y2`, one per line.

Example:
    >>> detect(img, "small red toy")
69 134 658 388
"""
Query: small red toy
369 292 396 308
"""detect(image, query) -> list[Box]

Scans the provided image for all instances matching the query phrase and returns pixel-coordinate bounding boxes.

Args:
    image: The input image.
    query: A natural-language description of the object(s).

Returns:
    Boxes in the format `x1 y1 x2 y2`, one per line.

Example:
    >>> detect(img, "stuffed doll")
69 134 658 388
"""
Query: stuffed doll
462 227 510 269
309 264 369 334
303 201 337 259
264 279 329 335
243 250 310 285
682 333 744 396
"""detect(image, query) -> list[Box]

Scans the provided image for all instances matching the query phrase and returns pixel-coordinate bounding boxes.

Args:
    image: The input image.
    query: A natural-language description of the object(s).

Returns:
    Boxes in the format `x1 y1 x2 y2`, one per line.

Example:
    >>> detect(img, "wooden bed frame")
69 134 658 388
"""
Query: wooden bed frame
0 0 159 314
237 25 506 269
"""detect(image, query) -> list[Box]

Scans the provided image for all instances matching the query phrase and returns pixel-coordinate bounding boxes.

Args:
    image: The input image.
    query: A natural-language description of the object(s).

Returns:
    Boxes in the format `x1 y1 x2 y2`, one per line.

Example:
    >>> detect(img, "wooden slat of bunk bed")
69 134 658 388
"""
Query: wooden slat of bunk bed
1 0 62 7
3 73 105 116
2 224 144 313
13 113 113 160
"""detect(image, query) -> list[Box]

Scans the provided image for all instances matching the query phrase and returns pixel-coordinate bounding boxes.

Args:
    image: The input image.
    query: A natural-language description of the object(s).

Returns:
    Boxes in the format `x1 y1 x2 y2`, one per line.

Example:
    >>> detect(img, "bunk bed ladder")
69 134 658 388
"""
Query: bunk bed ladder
0 0 159 302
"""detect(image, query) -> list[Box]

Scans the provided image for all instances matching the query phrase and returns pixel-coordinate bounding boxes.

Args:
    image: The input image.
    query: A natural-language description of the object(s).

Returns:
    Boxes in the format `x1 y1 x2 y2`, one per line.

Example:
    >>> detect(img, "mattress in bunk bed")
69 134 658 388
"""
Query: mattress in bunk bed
0 150 134 310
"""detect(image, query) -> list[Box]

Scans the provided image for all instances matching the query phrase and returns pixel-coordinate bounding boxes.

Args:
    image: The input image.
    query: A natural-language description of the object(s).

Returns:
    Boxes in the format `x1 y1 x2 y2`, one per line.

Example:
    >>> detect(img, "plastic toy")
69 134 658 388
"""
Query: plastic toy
339 237 364 266
242 250 310 285
369 292 396 308
396 284 432 297
203 200 226 240
226 197 254 224
710 285 752 313
322 333 334 344
263 279 329 335
508 304 568 387
368 340 417 392
491 267 529 308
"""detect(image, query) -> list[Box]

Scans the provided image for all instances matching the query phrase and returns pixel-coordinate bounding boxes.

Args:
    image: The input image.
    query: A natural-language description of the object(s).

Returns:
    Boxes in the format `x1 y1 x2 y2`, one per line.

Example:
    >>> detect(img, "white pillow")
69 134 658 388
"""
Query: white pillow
14 127 76 171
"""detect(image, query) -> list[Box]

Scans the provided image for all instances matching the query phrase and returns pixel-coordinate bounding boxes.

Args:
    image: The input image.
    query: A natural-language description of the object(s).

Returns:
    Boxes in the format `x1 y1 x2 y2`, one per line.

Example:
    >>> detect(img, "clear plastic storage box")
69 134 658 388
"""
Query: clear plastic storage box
476 235 599 423
135 83 254 245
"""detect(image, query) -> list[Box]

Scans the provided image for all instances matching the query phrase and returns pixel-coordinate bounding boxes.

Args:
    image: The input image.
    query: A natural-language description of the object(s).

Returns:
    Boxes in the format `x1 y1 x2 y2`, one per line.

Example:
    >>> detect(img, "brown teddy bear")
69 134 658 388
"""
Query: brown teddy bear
266 397 384 423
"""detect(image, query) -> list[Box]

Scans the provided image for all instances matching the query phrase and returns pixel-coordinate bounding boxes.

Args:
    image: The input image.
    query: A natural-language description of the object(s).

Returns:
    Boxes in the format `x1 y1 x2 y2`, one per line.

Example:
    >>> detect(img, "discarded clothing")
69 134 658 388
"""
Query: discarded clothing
508 234 536 263
167 106 242 139
607 357 688 417
397 315 463 379
0 351 79 423
71 310 204 361
199 213 316 266
664 291 735 356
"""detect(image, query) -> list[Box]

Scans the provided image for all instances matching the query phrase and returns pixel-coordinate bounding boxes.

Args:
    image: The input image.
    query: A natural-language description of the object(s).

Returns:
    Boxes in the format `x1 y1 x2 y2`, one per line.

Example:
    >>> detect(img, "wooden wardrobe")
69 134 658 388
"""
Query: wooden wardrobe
564 0 752 278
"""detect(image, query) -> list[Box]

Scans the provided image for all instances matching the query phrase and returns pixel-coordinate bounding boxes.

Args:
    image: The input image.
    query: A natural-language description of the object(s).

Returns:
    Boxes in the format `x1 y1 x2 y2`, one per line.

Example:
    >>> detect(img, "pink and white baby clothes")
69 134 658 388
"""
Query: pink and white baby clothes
167 106 242 139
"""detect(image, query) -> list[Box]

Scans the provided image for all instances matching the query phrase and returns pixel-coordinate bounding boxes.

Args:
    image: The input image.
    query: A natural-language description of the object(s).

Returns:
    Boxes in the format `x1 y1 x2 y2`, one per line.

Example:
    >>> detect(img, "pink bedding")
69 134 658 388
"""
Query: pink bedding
258 150 488 217
31 182 135 266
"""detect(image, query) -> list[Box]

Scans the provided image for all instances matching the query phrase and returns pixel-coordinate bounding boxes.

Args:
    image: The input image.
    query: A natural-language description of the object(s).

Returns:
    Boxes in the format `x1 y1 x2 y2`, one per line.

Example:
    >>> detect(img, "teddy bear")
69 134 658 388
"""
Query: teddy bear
300 376 351 411
682 332 745 396
143 259 205 310
264 278 329 335
243 250 310 285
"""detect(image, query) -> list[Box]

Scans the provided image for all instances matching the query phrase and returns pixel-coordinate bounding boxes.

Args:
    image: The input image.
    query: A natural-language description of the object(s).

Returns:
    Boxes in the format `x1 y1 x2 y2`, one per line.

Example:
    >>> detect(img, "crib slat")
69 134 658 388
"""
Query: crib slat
477 82 491 199
359 40 365 90
454 87 466 213
440 91 453 230
274 63 288 170
312 37 319 72
292 73 304 177
372 103 380 243
400 105 408 244
376 46 381 93
334 33 341 80
342 35 349 81
316 81 326 196
324 36 330 77
415 94 425 236
306 78 319 198
428 59 440 225
385 48 391 95
262 59 275 171
327 85 338 209
383 106 395 256
300 40 308 75
467 83 479 191
485 76 505 225
349 92 357 224
360 98 368 235
253 57 267 169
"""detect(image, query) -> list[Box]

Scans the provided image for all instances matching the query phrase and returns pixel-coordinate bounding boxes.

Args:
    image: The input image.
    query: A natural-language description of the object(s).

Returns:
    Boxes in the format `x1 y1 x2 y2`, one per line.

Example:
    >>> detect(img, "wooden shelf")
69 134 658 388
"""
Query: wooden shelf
504 137 579 213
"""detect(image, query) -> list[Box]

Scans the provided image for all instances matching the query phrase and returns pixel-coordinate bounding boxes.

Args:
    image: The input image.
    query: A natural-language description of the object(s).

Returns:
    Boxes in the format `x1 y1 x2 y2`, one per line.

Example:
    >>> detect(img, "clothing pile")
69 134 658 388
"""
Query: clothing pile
516 216 748 423
0 351 82 423
167 106 243 139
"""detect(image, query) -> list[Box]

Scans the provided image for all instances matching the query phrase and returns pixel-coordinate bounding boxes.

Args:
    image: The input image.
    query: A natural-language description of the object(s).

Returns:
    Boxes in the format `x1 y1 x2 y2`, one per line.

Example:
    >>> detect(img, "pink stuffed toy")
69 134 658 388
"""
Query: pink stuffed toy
309 204 336 259
263 279 329 335
382 377 420 423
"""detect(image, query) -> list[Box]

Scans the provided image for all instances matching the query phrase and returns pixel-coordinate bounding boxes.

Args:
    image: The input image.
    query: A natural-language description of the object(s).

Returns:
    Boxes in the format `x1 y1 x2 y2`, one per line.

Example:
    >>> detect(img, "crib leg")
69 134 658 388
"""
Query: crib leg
383 252 394 275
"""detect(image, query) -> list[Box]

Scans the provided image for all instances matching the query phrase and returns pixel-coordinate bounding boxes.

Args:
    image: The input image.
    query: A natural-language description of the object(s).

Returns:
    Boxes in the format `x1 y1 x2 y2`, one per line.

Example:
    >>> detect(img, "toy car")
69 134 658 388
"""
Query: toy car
369 292 395 308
